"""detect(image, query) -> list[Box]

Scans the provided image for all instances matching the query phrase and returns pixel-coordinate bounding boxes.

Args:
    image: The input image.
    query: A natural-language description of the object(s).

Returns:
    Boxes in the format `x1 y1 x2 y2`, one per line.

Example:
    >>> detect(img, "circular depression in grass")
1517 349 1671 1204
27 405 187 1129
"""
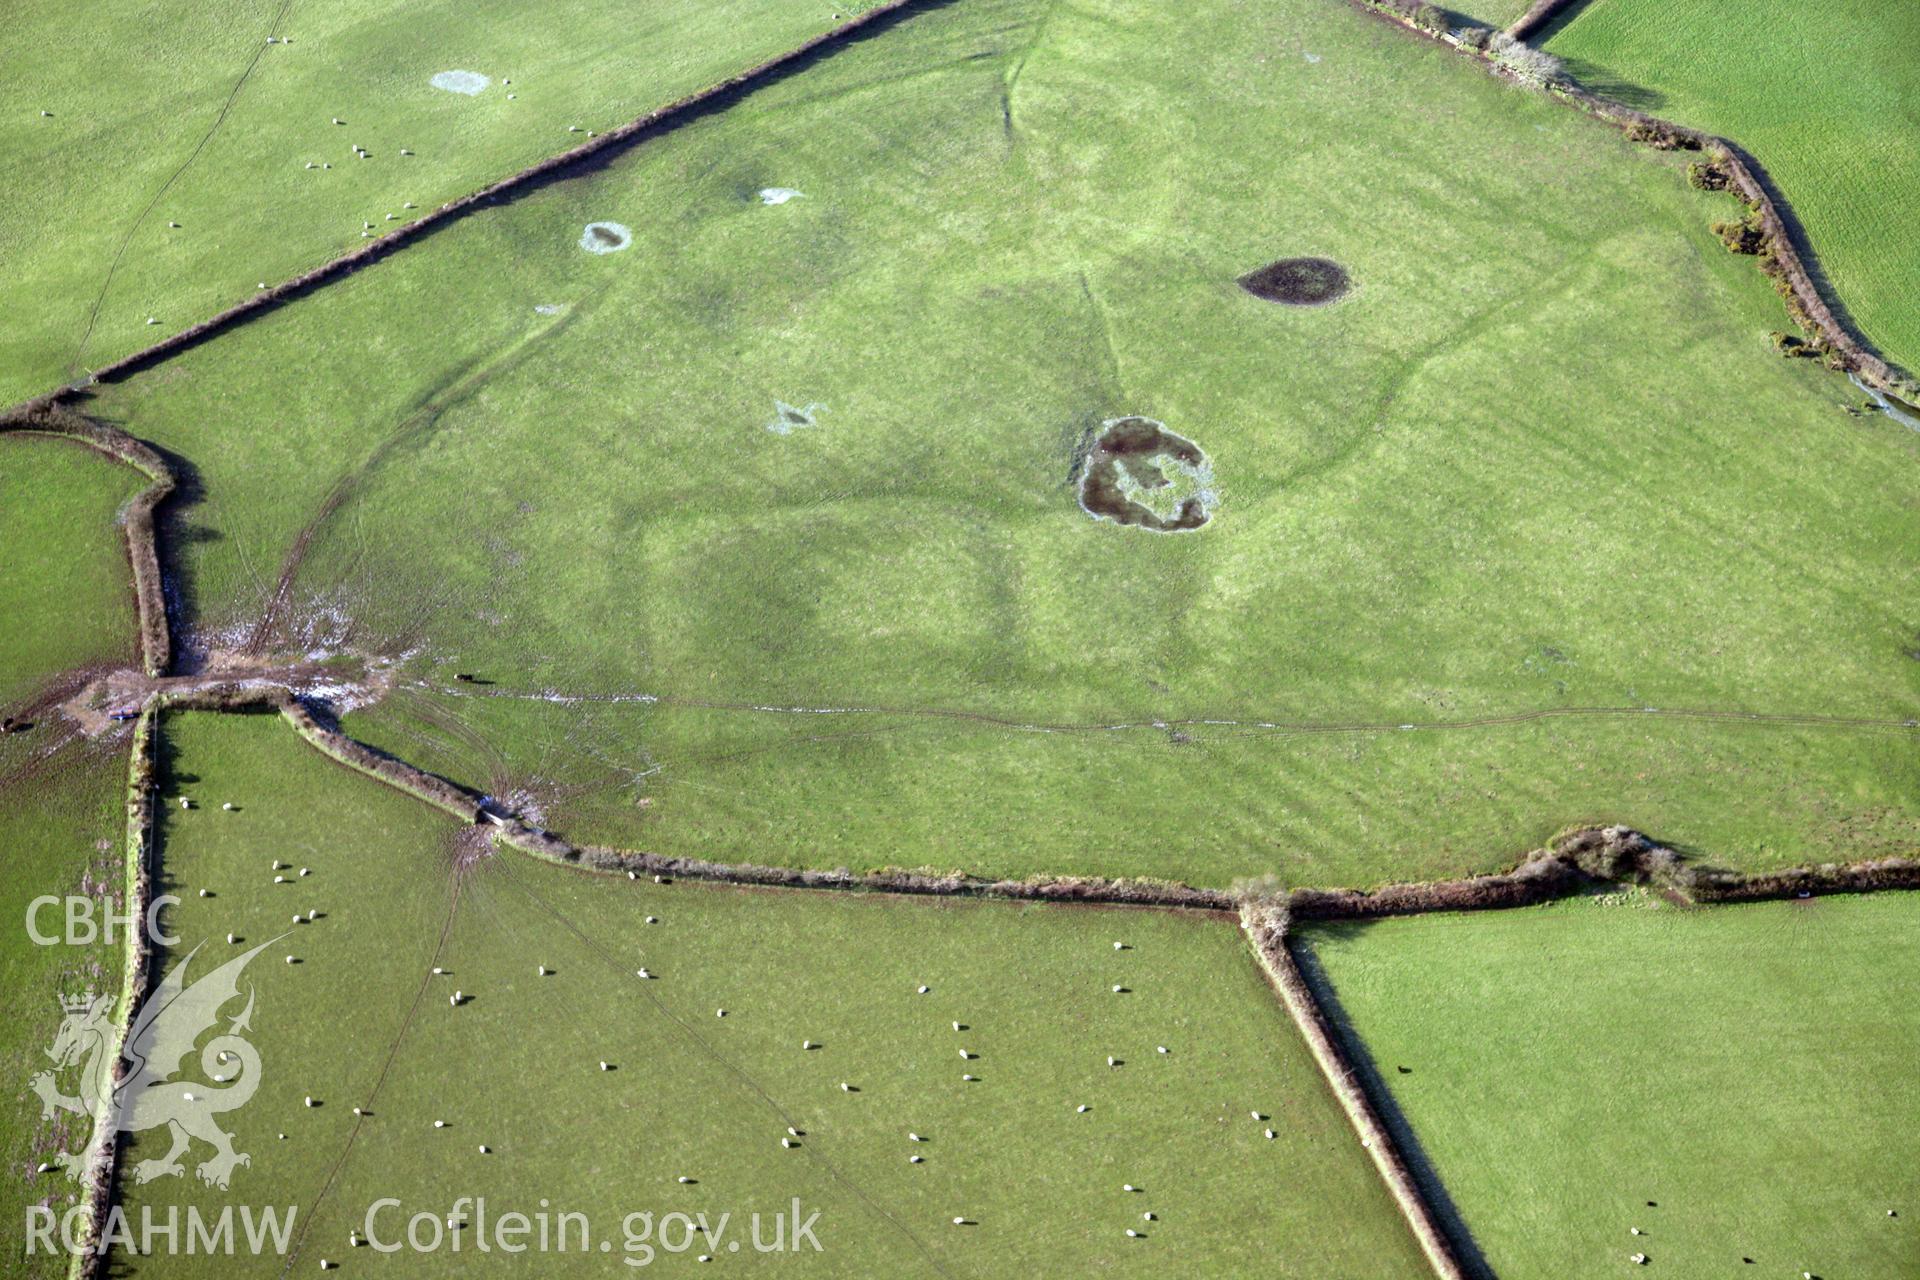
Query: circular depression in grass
1238 256 1350 306
578 222 632 254
430 70 491 96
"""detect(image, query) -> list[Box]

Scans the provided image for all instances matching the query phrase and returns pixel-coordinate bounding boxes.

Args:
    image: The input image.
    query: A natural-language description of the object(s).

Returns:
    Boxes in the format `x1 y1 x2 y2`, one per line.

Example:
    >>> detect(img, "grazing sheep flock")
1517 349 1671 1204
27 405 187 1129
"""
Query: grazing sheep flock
149 759 1436 1274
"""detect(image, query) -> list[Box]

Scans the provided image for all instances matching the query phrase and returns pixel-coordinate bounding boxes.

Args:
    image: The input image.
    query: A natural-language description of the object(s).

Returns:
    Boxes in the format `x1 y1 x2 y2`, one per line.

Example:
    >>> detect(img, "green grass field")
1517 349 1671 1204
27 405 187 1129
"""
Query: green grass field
8 2 1920 1276
77 0 1920 888
0 747 128 1280
1298 893 1920 1277
0 0 888 406
1545 0 1920 374
0 436 140 705
98 710 1429 1276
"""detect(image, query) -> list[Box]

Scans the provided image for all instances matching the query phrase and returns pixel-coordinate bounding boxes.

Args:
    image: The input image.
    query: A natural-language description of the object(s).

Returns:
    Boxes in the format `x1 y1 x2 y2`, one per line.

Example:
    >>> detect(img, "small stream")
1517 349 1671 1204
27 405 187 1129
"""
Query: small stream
1850 372 1920 430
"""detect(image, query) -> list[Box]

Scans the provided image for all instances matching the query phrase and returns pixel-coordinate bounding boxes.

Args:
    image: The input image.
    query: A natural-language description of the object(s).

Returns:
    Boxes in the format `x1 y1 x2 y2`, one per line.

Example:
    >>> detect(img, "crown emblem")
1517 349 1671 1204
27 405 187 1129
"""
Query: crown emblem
61 991 99 1014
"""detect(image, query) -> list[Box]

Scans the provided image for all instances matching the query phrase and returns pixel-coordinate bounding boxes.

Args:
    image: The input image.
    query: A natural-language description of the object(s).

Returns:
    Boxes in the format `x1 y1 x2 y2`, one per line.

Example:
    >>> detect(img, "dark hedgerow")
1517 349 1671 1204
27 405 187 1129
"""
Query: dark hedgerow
1686 159 1731 192
1711 208 1768 254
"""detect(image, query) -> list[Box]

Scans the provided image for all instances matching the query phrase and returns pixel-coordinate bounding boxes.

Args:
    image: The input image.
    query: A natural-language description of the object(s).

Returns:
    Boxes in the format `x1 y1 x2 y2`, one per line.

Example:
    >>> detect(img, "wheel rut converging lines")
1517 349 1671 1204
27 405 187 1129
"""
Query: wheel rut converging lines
275 869 464 1278
68 0 299 383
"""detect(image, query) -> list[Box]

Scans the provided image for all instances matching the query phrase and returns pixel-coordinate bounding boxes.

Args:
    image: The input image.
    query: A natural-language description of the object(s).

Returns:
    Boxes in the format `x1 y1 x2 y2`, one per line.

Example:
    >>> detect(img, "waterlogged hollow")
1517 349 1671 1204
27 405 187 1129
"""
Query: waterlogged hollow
1238 256 1350 306
578 222 632 254
429 70 491 96
1078 417 1214 532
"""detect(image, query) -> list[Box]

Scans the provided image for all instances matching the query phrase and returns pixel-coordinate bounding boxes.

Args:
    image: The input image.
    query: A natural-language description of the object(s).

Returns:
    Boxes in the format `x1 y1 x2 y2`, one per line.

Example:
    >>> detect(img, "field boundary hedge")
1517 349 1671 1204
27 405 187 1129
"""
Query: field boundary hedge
1345 0 1915 398
235 688 1920 915
0 404 175 676
1287 824 1920 918
1504 0 1578 42
65 704 163 1280
1242 902 1472 1280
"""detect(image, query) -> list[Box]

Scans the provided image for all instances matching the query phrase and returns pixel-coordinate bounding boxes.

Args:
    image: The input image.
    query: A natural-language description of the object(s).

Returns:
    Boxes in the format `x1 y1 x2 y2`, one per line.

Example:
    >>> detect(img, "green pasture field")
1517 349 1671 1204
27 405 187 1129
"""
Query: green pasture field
0 748 127 1280
1298 893 1920 1277
1445 0 1534 32
1545 0 1920 374
0 0 886 407
104 710 1428 1276
0 434 141 1278
77 0 1920 890
0 435 140 705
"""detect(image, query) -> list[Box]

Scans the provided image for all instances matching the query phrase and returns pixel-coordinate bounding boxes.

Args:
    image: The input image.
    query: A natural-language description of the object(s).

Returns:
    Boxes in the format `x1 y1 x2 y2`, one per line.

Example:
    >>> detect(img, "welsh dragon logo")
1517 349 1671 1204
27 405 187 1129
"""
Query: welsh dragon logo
32 938 277 1190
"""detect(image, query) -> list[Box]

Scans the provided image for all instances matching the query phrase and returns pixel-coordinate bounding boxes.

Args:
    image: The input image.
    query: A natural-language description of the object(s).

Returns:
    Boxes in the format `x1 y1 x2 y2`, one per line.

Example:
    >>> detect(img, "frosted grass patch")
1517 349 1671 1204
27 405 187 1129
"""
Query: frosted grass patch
765 401 824 435
758 188 803 206
579 222 632 254
430 70 491 96
1118 452 1215 525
